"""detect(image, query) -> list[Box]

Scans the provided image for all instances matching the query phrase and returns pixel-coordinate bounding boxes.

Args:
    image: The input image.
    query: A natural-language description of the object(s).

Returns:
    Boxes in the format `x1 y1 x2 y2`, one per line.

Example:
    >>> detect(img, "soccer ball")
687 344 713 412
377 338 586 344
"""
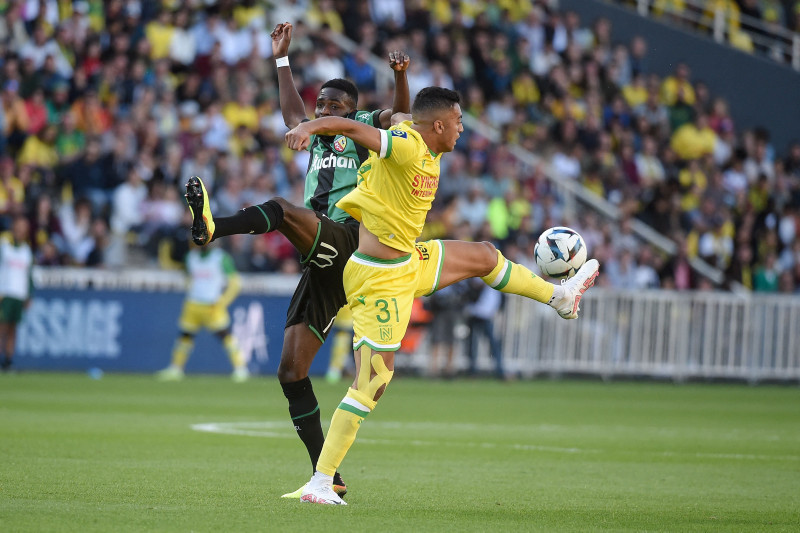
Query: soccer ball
534 226 587 279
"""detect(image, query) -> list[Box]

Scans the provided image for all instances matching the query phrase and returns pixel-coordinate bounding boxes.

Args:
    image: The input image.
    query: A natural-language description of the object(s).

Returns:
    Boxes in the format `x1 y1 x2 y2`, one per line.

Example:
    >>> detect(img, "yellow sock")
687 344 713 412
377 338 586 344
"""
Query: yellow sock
316 388 377 476
171 337 193 368
481 249 554 303
222 334 244 368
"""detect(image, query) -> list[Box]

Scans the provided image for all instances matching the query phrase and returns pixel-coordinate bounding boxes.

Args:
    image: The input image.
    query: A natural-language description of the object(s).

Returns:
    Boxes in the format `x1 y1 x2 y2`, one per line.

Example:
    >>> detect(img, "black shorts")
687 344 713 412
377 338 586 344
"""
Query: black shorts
285 213 359 342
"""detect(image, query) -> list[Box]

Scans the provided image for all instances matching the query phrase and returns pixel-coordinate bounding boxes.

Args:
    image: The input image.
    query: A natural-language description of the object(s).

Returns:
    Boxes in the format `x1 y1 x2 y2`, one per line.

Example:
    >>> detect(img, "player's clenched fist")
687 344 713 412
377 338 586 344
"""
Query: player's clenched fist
271 22 293 57
388 50 410 72
285 123 312 151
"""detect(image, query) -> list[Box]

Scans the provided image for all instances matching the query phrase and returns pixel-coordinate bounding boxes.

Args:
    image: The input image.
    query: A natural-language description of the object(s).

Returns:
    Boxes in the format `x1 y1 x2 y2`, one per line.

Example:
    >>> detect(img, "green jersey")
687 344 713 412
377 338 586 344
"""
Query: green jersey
304 109 383 223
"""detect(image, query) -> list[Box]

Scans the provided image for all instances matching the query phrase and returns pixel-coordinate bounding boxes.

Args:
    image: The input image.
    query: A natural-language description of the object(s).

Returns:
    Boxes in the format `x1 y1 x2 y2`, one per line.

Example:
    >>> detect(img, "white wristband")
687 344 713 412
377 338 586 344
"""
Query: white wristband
275 56 289 68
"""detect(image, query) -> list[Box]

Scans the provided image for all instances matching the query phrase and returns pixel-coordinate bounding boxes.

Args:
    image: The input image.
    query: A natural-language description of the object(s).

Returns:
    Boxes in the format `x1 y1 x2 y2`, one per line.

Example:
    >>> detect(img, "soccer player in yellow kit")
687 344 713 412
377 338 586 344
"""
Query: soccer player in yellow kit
285 87 600 504
156 242 249 382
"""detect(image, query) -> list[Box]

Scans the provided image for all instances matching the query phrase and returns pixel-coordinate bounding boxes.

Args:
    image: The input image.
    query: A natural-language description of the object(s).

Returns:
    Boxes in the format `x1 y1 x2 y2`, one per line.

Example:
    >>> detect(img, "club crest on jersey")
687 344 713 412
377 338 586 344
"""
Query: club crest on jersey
391 130 408 138
333 136 348 153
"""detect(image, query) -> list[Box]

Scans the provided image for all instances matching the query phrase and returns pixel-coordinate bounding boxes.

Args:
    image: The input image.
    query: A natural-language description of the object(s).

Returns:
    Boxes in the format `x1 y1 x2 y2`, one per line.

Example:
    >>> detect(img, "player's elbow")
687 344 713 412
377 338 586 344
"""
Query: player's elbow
283 115 305 130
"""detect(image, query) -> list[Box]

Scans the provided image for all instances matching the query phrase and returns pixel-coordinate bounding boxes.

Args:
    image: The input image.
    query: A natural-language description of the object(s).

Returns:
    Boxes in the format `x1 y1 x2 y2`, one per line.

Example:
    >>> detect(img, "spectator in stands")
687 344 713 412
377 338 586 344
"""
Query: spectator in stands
754 251 781 291
1 80 29 155
425 282 464 379
671 113 718 161
464 278 505 379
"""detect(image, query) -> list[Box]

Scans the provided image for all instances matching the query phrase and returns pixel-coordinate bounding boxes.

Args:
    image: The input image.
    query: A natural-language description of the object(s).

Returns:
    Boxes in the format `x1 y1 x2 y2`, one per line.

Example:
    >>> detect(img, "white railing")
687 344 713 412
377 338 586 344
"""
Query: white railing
630 0 800 71
32 266 300 295
499 288 800 382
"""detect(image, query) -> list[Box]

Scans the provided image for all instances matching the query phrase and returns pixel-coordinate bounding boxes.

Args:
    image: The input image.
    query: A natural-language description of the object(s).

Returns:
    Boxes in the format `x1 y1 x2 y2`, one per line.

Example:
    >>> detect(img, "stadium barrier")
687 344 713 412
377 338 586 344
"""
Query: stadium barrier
14 269 335 376
17 269 799 383
500 288 800 383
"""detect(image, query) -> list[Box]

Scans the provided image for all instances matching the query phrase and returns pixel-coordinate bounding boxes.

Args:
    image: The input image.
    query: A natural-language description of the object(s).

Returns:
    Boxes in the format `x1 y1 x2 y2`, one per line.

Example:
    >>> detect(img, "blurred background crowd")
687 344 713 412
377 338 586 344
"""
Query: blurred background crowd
0 0 798 294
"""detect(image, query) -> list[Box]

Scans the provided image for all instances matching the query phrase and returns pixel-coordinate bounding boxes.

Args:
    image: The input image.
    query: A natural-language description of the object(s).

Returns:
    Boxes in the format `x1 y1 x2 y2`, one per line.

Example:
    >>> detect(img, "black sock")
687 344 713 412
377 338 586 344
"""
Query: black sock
281 377 325 474
1 356 11 371
212 200 284 241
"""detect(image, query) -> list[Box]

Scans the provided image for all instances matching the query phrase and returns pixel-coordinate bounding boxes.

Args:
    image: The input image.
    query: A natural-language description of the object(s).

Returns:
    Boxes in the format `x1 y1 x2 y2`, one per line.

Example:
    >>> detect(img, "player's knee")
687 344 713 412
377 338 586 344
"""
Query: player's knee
272 197 294 213
363 353 394 401
476 241 499 276
373 383 388 402
277 359 309 383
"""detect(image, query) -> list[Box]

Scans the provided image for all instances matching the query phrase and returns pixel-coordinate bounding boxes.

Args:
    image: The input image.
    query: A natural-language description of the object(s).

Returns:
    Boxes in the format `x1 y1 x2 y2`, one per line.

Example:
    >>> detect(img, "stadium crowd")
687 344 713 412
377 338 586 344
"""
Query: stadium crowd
0 0 798 294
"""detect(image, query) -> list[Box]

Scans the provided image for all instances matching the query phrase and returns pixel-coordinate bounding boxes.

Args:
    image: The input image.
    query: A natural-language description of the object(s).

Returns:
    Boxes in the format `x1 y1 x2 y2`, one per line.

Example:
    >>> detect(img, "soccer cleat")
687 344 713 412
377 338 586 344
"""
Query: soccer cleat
300 482 347 505
281 477 346 499
332 472 347 497
280 483 307 499
231 366 250 383
156 366 185 381
551 259 599 320
185 176 215 245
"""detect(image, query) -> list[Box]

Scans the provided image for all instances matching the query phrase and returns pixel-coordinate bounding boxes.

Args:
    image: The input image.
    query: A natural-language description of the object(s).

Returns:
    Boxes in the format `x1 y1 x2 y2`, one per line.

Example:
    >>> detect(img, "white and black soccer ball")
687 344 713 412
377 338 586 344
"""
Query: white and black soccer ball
534 226 587 279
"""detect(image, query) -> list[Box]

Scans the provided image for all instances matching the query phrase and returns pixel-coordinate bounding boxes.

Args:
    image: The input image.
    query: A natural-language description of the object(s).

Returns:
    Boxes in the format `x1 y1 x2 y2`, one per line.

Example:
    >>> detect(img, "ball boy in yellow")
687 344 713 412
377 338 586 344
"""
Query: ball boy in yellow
284 87 600 504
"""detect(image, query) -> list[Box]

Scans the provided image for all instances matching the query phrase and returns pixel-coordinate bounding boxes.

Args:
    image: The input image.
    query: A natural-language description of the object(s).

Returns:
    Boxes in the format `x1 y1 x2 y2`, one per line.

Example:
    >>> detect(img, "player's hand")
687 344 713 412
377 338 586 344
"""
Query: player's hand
388 50 410 72
271 22 293 57
285 122 312 151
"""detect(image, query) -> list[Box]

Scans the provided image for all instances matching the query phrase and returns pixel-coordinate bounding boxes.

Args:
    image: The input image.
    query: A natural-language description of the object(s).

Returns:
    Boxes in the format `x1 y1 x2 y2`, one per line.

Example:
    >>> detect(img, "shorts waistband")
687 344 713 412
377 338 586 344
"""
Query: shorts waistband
351 250 412 268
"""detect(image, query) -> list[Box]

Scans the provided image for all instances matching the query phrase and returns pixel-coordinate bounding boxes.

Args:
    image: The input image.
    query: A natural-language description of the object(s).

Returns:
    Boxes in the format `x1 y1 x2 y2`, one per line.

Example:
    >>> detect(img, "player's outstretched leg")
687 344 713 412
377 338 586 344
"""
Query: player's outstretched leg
436 241 600 320
185 176 292 246
548 259 600 319
185 176 215 245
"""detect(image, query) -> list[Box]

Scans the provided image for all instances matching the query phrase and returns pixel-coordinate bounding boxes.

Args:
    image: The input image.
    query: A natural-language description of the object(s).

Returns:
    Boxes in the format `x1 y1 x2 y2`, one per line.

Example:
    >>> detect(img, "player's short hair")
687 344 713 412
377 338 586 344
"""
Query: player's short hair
320 78 358 105
412 87 461 116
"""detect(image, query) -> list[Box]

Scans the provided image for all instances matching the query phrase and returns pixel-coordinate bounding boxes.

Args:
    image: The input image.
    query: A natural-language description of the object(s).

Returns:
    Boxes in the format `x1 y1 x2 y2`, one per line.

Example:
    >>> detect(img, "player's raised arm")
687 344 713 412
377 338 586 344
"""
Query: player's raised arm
272 22 307 129
378 50 410 129
286 116 383 154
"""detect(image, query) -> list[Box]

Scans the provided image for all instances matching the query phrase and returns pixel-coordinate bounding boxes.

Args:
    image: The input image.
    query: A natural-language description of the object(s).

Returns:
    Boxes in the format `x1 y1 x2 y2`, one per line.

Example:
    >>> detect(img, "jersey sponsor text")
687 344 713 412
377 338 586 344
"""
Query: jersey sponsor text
310 153 359 172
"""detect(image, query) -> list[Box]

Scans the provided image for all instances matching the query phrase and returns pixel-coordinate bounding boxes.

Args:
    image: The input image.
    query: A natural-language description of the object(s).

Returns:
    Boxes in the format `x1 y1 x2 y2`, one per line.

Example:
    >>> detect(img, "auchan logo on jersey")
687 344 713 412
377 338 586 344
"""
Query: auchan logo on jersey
311 153 358 172
411 174 439 198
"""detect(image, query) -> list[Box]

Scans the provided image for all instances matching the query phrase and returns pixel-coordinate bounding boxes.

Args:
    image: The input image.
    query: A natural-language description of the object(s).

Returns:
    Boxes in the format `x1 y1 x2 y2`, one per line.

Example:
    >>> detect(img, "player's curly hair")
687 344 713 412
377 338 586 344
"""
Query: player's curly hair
412 87 461 115
320 78 359 105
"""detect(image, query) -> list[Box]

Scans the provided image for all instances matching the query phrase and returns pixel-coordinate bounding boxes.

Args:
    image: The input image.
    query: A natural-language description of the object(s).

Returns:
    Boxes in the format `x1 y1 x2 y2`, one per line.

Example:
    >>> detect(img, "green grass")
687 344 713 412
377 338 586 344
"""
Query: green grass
1 373 798 532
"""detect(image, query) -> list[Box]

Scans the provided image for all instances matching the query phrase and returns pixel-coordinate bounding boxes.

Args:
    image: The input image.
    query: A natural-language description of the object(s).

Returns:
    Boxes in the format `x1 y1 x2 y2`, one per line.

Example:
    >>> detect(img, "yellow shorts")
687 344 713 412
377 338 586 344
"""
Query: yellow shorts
178 301 231 333
344 240 444 352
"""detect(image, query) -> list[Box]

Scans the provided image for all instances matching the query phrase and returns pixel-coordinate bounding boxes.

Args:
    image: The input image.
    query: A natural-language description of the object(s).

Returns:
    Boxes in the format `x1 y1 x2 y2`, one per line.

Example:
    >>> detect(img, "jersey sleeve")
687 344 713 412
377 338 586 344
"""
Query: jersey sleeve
353 109 384 127
380 128 417 164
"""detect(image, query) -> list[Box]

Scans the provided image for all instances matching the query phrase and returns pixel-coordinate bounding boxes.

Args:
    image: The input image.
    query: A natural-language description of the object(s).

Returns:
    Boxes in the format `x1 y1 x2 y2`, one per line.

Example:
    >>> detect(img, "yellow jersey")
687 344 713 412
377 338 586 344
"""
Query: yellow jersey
336 121 441 253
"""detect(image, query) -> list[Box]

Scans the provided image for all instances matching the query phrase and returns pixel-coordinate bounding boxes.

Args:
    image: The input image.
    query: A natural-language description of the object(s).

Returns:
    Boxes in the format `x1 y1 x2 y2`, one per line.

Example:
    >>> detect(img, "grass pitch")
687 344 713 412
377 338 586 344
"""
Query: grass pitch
1 372 798 532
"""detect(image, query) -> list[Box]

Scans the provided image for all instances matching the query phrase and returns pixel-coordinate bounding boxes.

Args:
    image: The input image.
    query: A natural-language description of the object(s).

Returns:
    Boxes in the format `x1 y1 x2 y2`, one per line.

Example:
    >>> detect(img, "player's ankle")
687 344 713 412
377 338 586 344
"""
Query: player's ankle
311 471 334 486
549 284 566 305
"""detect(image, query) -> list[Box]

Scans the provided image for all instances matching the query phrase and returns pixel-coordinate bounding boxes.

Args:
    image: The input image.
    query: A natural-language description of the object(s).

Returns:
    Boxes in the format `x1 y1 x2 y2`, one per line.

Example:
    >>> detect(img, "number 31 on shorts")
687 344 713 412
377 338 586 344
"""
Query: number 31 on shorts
375 298 400 323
